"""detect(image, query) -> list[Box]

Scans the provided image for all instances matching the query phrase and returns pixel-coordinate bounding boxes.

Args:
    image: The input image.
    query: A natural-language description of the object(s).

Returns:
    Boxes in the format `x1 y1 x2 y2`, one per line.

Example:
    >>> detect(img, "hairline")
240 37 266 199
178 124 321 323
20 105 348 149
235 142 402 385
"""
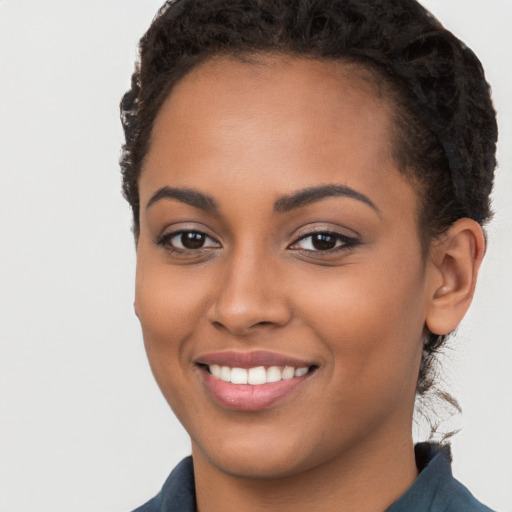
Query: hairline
135 50 436 257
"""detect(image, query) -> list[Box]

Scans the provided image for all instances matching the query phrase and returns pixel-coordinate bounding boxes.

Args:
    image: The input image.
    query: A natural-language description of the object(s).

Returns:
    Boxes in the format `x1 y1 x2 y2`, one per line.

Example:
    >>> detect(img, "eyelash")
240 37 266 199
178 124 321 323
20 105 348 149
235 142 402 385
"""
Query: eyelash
288 231 359 254
157 228 359 257
156 230 220 255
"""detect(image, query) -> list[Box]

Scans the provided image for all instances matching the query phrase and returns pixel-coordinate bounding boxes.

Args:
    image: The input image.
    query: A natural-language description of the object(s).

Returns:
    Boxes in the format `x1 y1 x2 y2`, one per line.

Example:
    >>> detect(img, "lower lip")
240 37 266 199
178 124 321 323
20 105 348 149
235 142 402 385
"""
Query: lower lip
200 368 311 411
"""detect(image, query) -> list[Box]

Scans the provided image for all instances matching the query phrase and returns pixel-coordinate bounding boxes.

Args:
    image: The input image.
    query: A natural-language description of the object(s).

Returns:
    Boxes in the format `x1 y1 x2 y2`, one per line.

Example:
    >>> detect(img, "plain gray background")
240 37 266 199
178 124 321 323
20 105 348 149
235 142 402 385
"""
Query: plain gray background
0 1 511 511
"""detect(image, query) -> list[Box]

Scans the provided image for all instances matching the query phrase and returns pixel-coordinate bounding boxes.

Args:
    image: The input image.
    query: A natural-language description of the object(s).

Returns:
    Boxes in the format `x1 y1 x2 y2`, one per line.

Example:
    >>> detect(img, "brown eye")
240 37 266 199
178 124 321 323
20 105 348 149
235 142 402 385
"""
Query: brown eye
181 231 206 249
158 230 221 252
311 233 337 251
289 231 359 253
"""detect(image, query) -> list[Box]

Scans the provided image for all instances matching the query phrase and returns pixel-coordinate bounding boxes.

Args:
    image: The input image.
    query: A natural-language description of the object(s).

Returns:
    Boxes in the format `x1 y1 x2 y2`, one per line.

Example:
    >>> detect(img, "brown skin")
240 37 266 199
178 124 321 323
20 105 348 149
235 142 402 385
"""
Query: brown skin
134 55 485 512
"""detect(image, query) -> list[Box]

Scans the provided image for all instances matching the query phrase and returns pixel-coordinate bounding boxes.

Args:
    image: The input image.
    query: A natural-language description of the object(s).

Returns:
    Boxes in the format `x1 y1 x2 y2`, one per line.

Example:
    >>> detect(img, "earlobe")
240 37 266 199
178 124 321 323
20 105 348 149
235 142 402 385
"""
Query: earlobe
425 219 486 336
134 300 139 318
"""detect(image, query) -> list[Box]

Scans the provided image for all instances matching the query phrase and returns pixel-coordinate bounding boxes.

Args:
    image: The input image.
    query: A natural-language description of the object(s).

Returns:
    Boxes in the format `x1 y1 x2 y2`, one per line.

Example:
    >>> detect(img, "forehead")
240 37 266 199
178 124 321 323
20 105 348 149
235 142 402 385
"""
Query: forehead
141 54 415 219
150 54 394 145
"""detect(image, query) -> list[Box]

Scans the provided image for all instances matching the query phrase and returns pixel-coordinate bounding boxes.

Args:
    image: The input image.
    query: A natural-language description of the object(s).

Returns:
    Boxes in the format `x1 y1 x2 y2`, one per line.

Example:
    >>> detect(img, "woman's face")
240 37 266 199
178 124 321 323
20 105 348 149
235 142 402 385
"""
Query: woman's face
135 56 436 478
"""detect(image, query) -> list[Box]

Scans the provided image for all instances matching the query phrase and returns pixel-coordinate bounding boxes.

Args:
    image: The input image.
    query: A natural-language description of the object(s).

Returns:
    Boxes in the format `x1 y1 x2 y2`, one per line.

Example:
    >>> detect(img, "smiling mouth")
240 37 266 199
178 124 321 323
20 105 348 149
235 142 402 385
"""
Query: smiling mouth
203 364 315 385
195 351 318 410
198 363 317 411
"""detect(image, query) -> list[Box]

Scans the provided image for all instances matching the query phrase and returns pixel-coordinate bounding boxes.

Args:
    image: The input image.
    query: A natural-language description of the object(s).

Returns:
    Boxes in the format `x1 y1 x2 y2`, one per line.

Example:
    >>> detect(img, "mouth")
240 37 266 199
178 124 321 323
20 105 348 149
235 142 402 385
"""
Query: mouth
195 351 318 411
202 364 313 384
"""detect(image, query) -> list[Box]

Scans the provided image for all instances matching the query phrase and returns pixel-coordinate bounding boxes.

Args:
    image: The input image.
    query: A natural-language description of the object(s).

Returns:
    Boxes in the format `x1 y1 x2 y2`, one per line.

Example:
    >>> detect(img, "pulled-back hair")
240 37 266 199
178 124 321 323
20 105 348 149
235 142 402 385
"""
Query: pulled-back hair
120 0 497 434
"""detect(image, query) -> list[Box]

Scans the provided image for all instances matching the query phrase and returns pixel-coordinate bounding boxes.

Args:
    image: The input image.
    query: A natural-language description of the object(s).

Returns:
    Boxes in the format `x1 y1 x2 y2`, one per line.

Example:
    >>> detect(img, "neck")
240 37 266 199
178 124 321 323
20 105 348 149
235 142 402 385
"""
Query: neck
193 428 418 512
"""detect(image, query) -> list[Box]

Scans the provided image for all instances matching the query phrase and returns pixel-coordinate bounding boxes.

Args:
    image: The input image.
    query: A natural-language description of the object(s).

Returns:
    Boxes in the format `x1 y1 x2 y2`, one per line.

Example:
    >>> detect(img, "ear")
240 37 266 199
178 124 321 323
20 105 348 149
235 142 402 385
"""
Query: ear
425 218 486 336
133 300 139 318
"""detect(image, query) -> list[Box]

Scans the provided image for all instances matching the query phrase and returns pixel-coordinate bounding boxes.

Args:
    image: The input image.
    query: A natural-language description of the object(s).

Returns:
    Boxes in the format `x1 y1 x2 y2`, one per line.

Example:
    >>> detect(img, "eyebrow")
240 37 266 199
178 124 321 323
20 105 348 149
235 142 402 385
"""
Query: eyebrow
146 186 219 212
145 183 379 215
273 184 380 214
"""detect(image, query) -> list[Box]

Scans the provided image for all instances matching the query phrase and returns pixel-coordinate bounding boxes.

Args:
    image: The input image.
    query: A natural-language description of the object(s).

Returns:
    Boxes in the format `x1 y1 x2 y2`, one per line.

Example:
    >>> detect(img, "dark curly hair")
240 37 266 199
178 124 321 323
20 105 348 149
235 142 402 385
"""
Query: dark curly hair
120 0 497 435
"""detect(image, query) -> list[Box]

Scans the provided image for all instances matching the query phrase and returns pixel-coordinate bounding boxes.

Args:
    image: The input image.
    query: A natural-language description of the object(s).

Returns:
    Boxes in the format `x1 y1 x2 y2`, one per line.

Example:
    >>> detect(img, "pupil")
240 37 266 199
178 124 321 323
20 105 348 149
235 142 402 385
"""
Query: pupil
312 233 337 251
181 232 205 249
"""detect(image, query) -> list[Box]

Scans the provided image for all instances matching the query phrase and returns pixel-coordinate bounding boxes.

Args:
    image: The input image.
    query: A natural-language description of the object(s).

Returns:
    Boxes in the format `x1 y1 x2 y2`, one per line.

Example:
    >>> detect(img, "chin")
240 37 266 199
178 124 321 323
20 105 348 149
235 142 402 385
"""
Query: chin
190 424 344 481
197 446 312 480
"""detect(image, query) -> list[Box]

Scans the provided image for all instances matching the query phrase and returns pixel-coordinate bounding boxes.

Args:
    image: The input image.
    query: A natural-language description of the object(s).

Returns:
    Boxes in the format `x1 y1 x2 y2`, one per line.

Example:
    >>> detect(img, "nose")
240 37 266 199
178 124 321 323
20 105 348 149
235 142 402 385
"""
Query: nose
207 249 292 336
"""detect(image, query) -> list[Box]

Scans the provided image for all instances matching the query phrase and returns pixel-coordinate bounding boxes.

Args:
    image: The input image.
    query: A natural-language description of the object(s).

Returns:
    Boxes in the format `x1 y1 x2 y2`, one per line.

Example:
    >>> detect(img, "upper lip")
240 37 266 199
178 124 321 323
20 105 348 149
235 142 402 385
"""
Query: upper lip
195 350 316 369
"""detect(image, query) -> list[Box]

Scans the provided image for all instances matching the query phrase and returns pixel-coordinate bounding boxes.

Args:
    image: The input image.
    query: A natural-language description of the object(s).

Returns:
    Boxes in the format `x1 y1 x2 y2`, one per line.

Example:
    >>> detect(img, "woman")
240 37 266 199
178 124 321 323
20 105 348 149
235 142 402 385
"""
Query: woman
120 0 497 510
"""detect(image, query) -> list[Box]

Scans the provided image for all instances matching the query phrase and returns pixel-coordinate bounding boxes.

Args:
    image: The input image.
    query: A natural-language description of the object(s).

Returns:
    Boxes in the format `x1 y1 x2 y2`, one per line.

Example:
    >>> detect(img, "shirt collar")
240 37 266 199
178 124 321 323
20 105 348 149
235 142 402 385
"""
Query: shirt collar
153 443 455 512
386 442 454 512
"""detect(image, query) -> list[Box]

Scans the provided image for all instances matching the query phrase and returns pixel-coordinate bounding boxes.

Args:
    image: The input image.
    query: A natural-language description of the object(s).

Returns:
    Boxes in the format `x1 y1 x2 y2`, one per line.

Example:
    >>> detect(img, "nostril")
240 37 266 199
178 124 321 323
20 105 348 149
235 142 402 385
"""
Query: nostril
206 289 293 335
210 319 281 333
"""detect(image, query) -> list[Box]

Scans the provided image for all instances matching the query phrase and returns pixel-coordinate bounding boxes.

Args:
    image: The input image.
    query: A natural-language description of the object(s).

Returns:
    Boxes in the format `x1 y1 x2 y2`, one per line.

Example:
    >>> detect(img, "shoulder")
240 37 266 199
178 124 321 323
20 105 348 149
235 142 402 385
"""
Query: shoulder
130 457 196 512
387 443 495 512
442 477 494 512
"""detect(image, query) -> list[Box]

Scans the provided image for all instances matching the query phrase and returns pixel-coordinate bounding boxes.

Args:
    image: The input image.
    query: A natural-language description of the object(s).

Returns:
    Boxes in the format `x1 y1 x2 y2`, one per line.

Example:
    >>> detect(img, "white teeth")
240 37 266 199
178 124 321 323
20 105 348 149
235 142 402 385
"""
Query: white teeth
248 366 267 385
210 364 222 379
220 366 231 382
282 366 295 380
295 367 308 377
266 366 282 383
230 367 248 384
208 364 311 385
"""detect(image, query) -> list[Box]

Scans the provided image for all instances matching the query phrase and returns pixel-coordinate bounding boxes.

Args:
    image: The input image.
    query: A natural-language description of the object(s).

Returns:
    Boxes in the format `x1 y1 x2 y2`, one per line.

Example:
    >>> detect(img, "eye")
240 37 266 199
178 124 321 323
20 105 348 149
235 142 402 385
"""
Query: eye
157 230 221 252
289 231 357 252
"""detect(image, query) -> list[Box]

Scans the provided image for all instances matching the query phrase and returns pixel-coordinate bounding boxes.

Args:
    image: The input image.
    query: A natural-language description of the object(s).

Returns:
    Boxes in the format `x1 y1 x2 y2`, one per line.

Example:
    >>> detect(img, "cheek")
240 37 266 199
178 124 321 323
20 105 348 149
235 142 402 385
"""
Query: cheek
136 257 205 341
134 257 211 424
134 253 209 390
292 256 427 392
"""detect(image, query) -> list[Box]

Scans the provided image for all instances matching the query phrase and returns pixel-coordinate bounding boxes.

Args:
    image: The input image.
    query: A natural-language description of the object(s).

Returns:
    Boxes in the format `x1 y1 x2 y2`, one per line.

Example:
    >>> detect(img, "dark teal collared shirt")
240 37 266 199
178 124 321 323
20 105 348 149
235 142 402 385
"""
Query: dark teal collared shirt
132 443 494 512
